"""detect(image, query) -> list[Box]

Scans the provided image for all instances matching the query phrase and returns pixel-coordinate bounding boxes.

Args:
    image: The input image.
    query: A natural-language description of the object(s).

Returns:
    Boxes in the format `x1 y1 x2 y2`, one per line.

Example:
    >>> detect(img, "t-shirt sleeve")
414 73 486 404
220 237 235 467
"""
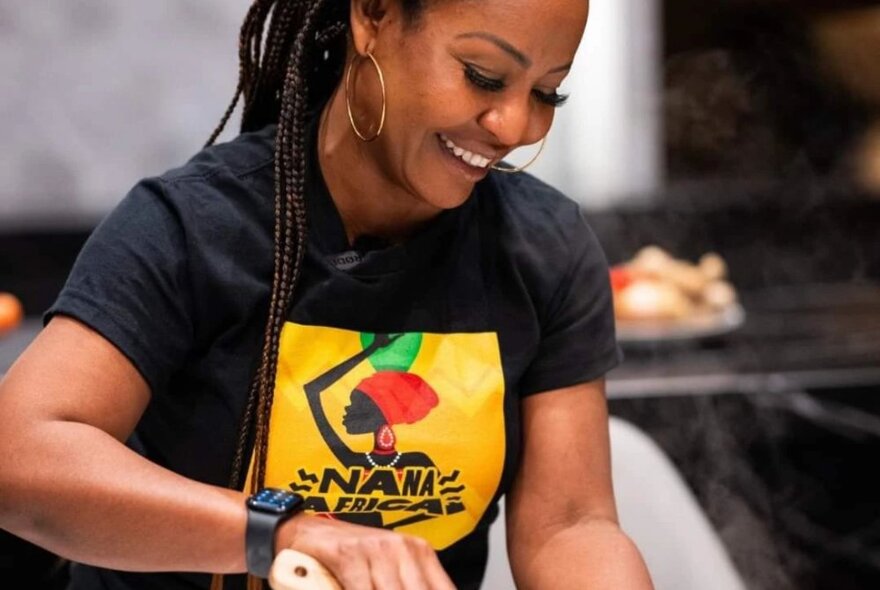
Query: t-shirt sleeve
44 177 194 394
518 210 622 397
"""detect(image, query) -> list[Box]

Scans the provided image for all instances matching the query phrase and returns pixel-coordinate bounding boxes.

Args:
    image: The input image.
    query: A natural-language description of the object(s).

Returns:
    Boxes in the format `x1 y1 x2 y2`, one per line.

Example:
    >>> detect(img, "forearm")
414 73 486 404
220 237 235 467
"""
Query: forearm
0 419 247 574
510 517 654 590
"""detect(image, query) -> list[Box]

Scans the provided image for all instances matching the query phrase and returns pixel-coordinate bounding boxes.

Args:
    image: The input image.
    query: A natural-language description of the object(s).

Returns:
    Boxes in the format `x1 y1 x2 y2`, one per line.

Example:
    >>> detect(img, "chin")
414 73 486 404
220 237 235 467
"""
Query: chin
403 169 476 212
417 182 475 211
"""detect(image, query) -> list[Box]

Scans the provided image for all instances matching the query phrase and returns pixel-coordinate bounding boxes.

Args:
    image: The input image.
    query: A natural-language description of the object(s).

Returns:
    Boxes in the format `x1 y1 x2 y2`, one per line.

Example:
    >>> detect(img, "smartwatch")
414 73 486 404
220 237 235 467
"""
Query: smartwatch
245 487 305 578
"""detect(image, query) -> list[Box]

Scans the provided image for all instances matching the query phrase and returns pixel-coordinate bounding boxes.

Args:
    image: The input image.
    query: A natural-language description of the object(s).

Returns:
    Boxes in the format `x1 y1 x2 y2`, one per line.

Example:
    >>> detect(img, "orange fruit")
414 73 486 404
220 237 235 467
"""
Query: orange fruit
0 292 24 334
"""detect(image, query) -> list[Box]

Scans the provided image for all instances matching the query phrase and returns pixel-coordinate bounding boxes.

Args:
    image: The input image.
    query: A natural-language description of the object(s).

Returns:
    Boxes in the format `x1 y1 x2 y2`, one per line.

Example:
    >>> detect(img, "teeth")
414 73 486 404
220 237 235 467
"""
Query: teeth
440 134 491 169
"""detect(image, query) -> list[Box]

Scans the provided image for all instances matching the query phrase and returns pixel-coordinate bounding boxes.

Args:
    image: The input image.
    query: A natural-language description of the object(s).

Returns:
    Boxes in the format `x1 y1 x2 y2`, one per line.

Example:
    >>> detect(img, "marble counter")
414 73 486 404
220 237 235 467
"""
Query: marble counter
607 282 880 590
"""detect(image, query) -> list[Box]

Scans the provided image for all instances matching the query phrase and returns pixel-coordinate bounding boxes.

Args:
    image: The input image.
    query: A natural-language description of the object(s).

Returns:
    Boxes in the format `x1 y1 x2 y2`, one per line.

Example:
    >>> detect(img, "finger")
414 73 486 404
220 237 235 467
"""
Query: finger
366 543 404 590
412 540 455 590
424 560 457 590
333 546 373 590
398 550 430 590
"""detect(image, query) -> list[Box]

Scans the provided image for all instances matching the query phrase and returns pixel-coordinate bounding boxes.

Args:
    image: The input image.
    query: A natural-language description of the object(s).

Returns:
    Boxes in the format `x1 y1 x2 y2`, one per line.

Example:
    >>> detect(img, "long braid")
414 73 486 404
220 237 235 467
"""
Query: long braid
204 0 272 148
243 2 302 131
205 2 341 589
207 0 289 498
204 1 425 588
253 0 325 491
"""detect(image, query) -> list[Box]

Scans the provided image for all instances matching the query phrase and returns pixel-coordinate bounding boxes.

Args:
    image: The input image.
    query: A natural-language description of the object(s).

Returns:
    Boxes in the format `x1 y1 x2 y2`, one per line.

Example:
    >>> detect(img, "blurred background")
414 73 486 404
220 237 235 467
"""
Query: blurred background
1 0 880 588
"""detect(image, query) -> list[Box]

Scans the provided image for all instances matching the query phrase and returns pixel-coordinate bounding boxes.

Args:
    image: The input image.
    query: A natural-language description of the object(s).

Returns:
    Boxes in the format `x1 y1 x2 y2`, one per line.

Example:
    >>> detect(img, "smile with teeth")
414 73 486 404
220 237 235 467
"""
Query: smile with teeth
439 134 493 169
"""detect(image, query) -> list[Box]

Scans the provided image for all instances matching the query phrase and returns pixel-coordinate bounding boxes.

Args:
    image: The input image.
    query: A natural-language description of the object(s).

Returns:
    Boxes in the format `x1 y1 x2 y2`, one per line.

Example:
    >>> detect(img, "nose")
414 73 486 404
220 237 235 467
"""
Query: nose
478 94 547 149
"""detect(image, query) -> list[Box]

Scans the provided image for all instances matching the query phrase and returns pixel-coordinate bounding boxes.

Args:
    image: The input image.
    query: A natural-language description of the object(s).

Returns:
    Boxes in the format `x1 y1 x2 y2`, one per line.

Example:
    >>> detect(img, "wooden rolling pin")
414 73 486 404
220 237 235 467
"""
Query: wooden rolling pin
269 549 342 590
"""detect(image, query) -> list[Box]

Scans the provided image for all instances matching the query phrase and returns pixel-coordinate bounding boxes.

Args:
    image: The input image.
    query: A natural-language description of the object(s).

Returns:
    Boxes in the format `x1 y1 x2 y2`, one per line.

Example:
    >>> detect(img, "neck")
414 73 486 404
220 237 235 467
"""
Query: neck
317 89 440 246
370 446 397 455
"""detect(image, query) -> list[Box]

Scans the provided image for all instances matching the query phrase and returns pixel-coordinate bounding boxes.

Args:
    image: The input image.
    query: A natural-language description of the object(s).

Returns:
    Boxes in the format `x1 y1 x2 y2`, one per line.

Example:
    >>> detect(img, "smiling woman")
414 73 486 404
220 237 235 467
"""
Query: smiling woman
316 0 585 235
0 1 654 590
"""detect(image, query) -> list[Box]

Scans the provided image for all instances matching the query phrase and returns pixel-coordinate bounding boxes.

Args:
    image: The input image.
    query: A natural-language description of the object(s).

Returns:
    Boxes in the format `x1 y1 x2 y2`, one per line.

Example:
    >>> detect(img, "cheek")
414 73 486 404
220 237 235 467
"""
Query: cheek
386 47 472 127
530 109 555 142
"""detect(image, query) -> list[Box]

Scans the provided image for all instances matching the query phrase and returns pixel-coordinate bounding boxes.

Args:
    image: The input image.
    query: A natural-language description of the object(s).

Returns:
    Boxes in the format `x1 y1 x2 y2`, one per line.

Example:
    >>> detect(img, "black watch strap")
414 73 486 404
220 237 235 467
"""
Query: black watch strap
246 507 291 578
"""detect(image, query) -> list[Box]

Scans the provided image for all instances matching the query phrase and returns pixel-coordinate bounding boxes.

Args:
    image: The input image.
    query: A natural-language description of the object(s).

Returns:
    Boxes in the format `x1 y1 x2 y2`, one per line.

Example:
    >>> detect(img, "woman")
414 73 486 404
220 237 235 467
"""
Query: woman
0 0 654 589
305 333 439 472
302 332 440 529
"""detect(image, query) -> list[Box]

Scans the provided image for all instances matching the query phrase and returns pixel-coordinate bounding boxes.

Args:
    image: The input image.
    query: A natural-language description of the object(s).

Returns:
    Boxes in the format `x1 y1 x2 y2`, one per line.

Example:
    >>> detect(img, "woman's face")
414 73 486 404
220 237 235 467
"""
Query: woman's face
347 0 589 210
343 390 387 434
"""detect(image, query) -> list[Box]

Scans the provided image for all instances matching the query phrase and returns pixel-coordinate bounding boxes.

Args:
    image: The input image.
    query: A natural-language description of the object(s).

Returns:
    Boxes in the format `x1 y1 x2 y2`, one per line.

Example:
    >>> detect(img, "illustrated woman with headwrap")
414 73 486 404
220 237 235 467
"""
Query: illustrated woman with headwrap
303 333 439 471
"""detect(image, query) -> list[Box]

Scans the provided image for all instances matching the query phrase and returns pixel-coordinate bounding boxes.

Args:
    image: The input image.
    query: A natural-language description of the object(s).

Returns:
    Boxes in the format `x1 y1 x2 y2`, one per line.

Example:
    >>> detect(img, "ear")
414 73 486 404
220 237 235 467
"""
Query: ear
349 0 392 55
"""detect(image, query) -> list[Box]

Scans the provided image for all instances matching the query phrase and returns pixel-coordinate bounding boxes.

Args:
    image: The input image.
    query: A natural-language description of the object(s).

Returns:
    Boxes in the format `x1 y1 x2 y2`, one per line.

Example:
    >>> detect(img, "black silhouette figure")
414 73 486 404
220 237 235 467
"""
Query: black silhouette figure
302 333 441 528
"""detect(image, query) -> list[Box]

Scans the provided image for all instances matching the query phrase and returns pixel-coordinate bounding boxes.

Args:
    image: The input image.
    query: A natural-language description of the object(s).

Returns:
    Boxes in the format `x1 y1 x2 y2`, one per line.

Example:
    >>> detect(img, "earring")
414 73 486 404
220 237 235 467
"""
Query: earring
377 424 396 451
491 136 547 173
345 52 387 142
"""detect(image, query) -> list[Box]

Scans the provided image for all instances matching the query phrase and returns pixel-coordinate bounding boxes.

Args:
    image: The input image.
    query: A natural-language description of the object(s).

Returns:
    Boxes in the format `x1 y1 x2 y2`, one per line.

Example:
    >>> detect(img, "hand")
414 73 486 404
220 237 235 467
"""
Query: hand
368 332 401 351
278 514 456 590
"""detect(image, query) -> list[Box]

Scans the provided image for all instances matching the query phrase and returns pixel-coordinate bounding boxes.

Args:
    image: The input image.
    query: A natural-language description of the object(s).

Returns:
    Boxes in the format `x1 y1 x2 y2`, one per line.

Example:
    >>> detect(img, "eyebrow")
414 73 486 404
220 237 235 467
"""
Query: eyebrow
455 31 573 74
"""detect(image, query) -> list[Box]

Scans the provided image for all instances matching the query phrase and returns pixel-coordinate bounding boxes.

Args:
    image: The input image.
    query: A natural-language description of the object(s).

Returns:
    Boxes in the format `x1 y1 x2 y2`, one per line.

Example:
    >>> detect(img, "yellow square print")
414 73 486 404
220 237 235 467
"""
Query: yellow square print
263 322 506 550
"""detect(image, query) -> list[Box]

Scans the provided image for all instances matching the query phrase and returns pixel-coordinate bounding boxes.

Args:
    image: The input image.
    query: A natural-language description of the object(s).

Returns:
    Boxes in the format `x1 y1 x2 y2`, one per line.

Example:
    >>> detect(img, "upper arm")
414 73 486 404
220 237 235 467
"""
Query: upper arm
506 379 617 547
0 176 198 443
0 315 150 443
0 177 195 491
505 380 656 589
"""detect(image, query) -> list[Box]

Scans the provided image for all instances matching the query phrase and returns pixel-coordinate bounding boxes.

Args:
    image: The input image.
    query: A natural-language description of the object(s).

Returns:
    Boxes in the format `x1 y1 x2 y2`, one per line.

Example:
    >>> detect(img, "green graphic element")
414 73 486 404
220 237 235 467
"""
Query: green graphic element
360 332 423 372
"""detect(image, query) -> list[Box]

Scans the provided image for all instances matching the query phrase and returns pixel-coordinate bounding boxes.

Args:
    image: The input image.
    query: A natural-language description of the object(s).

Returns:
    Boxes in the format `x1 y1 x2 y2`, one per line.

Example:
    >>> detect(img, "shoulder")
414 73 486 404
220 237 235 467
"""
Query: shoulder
477 170 602 263
161 124 277 186
479 171 591 245
119 125 277 239
473 171 611 320
81 125 278 291
136 124 277 219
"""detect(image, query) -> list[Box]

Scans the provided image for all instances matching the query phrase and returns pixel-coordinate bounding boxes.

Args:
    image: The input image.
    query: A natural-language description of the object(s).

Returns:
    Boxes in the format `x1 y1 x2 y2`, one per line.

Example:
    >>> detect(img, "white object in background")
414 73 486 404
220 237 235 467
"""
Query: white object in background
528 0 663 209
610 417 748 590
483 417 747 590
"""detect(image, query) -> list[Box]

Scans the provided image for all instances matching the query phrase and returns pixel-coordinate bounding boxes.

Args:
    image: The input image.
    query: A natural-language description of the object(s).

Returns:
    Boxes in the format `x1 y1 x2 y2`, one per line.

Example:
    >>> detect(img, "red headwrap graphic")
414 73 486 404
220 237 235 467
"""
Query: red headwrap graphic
355 371 440 425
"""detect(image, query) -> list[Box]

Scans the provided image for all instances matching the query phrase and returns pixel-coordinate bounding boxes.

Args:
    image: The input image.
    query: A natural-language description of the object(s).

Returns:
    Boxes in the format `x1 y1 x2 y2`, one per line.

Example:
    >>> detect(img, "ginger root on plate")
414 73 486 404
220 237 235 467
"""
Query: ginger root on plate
611 246 737 322
614 278 694 321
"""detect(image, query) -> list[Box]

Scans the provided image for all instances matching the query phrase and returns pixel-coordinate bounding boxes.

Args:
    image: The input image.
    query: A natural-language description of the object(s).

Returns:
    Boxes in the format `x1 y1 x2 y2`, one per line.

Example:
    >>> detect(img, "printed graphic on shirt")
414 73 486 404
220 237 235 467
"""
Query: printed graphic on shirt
263 323 506 550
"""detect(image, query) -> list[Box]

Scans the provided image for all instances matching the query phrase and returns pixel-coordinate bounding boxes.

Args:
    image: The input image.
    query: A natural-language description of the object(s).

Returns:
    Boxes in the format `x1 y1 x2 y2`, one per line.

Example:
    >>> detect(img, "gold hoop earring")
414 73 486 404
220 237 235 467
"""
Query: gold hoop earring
491 137 547 173
345 52 386 142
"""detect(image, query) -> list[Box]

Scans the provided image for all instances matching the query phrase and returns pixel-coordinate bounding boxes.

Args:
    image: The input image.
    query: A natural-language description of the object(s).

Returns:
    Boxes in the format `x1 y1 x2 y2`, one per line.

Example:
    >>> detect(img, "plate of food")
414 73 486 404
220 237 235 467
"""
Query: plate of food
611 246 745 343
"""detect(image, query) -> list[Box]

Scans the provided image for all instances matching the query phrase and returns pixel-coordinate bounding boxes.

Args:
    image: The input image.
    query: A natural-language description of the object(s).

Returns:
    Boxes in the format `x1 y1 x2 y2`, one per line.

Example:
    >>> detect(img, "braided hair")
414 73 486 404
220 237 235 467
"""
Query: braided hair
204 1 428 588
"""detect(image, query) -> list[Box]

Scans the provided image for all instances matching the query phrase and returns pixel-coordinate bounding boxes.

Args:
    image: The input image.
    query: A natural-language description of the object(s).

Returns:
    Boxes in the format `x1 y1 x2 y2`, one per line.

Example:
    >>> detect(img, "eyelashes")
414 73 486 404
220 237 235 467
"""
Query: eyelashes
534 89 569 108
463 64 569 108
464 65 505 92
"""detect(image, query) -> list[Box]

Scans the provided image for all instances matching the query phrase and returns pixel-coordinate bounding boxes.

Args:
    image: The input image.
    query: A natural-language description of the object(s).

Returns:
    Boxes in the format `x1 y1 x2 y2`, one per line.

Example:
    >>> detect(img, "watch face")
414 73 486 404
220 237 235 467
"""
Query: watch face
247 488 304 514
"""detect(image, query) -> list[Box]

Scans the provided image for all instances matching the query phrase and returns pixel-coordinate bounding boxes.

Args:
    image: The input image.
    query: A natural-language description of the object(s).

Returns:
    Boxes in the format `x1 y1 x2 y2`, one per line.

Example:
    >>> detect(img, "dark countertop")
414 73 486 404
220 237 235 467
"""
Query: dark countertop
605 282 880 590
608 281 880 398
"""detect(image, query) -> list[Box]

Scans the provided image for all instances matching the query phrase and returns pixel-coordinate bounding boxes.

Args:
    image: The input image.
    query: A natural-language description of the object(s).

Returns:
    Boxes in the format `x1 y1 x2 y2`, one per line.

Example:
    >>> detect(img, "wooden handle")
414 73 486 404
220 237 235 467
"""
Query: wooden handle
269 548 342 590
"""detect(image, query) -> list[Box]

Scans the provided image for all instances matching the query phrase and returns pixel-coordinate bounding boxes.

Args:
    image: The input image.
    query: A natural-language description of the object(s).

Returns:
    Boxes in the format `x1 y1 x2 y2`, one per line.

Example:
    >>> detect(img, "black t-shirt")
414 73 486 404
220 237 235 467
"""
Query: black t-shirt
47 118 620 590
